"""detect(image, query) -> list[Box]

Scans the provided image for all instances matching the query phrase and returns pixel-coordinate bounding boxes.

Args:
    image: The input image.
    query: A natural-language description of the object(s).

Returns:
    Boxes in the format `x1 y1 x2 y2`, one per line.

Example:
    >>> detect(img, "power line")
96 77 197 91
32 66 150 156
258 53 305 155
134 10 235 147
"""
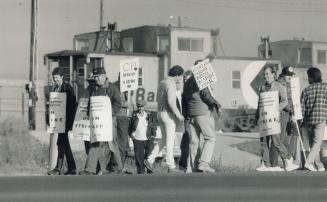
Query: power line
176 0 327 13
218 35 226 56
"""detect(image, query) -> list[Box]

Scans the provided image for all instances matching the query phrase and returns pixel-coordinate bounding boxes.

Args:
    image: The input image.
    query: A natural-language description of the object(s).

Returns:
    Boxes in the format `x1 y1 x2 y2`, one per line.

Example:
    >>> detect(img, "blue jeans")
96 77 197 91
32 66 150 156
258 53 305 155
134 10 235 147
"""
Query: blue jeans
189 114 215 170
302 122 325 168
269 112 290 167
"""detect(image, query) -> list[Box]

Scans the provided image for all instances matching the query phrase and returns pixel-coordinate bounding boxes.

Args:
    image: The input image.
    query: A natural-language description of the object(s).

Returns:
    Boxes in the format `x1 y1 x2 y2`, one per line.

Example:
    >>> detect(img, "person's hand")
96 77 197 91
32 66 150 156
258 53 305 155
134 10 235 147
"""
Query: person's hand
177 114 184 122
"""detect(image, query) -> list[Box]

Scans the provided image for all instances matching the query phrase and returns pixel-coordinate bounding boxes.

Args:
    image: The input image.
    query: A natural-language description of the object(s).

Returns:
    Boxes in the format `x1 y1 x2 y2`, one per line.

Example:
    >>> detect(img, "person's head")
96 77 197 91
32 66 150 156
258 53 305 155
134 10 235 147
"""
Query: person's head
183 70 193 83
136 99 146 114
92 67 107 86
307 67 322 84
194 59 203 66
52 67 64 86
263 66 276 84
168 65 184 83
280 66 295 82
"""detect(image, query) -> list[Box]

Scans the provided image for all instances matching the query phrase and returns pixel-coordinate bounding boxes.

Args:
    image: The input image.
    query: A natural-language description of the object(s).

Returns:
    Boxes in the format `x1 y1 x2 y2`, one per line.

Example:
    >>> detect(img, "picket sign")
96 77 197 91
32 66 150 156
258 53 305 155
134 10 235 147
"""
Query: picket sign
89 96 113 143
47 92 66 134
258 91 281 137
191 58 217 90
69 98 91 141
290 77 302 120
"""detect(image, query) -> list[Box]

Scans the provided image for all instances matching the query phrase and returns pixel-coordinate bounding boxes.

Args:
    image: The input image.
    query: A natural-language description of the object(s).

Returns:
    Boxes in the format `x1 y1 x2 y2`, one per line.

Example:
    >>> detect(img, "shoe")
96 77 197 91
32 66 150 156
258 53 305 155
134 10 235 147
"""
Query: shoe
79 170 96 175
256 163 271 172
64 170 76 175
269 166 284 172
304 163 317 171
144 160 154 172
317 167 325 172
285 163 300 171
198 165 215 173
47 169 60 175
168 167 184 174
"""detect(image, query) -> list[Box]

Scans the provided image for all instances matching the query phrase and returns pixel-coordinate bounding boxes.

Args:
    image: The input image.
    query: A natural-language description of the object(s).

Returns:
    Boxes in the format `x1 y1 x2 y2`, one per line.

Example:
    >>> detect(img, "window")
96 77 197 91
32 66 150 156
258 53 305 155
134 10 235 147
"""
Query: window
122 37 133 52
299 48 312 63
232 71 241 89
158 35 169 52
76 39 89 51
178 38 204 52
318 50 326 64
138 67 143 86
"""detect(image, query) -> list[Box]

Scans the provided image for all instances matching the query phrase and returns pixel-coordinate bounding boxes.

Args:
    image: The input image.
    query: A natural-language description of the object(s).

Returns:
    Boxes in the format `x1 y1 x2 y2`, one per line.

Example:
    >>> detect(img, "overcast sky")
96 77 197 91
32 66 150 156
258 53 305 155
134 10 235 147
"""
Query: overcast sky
1 0 327 80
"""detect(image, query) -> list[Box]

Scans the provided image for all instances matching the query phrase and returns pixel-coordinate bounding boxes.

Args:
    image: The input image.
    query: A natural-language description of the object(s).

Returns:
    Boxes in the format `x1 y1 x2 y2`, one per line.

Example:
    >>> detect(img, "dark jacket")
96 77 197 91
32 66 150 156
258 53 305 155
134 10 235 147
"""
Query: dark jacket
113 80 129 117
182 76 221 117
128 111 158 140
52 82 77 131
88 80 122 116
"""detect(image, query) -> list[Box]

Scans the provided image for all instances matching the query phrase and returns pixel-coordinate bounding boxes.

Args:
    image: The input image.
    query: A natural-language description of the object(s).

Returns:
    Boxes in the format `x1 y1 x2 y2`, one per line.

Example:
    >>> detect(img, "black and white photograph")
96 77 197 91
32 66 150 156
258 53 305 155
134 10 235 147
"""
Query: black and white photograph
1 0 327 201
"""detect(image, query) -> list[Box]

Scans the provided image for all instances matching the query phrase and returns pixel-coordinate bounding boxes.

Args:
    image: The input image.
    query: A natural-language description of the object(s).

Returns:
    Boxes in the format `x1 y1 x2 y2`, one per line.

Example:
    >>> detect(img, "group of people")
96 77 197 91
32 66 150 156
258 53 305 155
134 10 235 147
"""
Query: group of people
46 61 327 175
47 58 220 175
256 66 327 172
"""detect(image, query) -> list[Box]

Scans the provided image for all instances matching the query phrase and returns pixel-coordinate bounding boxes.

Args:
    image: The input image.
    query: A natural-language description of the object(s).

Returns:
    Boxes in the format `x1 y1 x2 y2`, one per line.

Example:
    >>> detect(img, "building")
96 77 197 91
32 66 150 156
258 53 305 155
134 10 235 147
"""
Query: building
258 39 327 88
120 25 218 70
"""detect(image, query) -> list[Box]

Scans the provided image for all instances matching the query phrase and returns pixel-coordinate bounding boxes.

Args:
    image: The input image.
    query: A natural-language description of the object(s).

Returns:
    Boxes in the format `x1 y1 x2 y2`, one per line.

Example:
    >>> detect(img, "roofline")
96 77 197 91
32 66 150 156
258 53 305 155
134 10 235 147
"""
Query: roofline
44 50 159 58
214 56 281 63
121 25 211 33
74 30 111 38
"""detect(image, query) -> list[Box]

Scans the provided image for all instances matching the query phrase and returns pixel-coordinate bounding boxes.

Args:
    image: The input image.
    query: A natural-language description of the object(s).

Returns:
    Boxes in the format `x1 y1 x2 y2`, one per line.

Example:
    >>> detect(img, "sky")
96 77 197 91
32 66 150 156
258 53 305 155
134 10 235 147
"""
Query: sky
1 0 327 80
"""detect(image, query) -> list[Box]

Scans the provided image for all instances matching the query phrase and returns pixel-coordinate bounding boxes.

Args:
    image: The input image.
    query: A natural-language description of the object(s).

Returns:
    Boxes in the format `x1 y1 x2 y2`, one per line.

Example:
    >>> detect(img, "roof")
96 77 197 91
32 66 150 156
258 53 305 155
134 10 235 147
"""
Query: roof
121 25 211 33
44 50 88 58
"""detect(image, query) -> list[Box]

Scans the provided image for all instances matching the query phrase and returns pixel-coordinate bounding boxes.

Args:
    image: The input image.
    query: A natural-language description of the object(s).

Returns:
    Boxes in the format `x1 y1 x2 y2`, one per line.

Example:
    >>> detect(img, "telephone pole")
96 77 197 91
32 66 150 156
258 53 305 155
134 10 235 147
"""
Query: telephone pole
260 36 271 59
28 0 38 130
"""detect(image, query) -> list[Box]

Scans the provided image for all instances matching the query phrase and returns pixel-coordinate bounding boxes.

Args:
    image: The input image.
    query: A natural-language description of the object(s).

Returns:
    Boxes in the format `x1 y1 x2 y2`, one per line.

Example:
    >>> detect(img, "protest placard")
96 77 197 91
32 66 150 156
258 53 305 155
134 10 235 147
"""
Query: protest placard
191 58 217 90
70 98 91 141
258 91 281 137
48 92 66 134
290 77 302 120
120 58 139 92
89 96 112 142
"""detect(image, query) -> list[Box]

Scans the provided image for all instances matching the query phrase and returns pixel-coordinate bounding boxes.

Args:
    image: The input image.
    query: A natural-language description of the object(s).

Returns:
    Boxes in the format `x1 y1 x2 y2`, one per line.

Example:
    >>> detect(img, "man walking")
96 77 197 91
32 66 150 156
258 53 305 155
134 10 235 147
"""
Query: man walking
301 67 327 171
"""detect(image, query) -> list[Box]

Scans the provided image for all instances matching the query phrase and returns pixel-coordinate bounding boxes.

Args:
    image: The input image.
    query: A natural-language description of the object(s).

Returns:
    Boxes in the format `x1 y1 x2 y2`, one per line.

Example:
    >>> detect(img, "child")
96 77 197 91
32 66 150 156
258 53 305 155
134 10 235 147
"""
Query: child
129 100 157 174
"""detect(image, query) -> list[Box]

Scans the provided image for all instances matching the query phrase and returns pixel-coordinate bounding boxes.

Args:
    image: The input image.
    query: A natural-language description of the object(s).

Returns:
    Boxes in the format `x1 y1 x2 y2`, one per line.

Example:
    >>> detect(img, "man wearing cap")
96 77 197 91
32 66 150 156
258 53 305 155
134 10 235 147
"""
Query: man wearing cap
301 67 327 171
269 66 301 169
47 67 77 175
157 65 185 173
79 67 123 175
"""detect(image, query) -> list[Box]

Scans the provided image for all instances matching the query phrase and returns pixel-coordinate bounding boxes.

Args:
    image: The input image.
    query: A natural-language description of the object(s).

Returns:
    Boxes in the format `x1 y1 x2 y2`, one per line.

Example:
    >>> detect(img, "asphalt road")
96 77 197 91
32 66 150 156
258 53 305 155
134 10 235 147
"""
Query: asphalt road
1 173 327 202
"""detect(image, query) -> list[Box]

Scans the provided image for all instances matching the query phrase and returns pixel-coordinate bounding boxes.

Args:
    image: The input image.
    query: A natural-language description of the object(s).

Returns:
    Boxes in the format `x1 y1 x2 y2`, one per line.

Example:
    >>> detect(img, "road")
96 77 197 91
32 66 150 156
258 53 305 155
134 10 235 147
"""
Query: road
1 172 327 202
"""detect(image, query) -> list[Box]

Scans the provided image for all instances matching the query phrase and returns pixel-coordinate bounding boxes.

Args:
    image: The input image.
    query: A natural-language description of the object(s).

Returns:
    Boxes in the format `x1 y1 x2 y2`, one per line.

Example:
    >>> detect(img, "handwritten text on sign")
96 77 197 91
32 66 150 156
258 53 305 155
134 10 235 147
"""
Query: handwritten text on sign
89 96 113 143
258 91 281 137
48 92 66 134
70 98 91 141
191 59 217 90
120 58 139 92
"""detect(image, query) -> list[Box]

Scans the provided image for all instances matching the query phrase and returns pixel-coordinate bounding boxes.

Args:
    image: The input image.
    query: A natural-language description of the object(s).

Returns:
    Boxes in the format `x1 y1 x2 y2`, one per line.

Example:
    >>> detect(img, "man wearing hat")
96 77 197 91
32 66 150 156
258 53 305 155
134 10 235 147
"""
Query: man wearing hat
269 66 301 169
129 99 157 174
80 67 123 175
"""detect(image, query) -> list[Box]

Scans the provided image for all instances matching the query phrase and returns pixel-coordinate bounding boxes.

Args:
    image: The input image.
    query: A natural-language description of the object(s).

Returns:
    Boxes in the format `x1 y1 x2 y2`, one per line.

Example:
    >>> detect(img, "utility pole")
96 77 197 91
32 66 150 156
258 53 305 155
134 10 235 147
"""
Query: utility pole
100 0 104 30
28 0 38 130
260 36 271 59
